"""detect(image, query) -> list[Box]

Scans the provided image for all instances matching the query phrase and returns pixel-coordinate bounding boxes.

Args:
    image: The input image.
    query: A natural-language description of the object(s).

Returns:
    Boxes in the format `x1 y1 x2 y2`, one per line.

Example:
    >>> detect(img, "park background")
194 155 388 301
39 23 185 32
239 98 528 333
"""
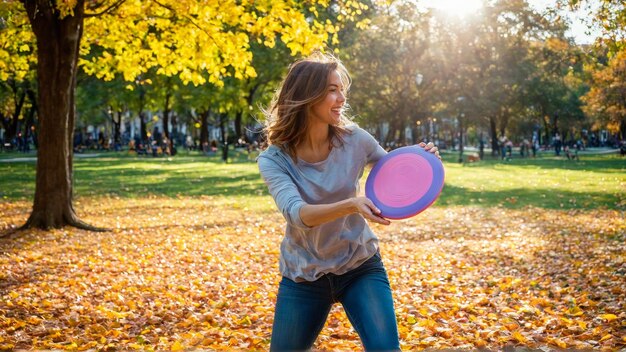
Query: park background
1 0 625 350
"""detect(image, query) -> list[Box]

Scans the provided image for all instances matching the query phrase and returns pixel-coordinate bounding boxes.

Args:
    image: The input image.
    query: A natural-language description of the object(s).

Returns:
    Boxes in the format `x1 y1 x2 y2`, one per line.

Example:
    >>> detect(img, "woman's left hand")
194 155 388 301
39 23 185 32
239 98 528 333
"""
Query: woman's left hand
418 142 441 160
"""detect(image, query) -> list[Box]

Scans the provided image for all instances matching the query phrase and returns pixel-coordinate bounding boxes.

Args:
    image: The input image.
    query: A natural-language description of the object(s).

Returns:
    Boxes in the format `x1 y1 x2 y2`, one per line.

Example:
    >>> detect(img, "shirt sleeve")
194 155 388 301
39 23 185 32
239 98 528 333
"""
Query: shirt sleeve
257 155 311 229
359 128 387 164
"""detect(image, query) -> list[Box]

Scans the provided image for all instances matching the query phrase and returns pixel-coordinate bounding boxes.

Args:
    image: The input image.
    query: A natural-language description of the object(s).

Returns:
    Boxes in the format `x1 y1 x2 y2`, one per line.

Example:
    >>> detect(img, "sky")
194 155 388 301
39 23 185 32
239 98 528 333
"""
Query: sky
527 0 599 44
418 0 600 44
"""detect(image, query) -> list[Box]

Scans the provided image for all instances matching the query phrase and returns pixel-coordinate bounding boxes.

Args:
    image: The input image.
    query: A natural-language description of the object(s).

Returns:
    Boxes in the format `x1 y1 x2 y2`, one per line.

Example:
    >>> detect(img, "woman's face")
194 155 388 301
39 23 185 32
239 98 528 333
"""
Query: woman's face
310 70 346 126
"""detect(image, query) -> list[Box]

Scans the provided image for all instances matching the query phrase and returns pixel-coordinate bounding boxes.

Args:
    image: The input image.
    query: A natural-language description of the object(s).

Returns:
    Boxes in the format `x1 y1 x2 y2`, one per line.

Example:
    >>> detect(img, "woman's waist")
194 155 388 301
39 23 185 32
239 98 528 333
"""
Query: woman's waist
279 237 379 282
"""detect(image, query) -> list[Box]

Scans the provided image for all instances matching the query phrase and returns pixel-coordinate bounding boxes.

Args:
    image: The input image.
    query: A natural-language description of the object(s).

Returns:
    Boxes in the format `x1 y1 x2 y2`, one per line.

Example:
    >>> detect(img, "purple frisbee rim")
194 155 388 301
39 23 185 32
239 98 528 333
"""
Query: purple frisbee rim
365 146 445 219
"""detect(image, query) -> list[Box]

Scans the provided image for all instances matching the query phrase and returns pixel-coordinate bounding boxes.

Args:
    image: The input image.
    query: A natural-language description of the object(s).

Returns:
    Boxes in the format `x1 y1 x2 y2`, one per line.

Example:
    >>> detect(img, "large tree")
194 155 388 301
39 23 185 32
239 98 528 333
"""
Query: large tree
346 1 434 145
564 0 625 139
18 0 90 230
525 37 587 144
1 0 365 230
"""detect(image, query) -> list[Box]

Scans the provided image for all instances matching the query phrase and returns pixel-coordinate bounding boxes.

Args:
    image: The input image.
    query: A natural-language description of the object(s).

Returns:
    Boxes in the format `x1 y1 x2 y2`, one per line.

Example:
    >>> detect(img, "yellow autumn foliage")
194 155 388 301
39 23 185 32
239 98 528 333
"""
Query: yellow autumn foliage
1 198 624 350
0 0 370 85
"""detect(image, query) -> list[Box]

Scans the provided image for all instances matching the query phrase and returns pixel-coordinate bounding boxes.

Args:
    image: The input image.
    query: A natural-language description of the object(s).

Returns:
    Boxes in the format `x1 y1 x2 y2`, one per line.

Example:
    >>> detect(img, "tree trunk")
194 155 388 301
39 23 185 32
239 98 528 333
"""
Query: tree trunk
498 110 508 138
458 114 464 163
139 112 147 142
552 112 559 135
26 88 38 148
398 125 406 146
542 113 551 147
22 0 105 231
137 86 147 142
239 84 259 143
489 116 498 156
199 110 210 149
2 87 24 144
112 111 122 145
163 91 171 140
11 89 26 141
23 103 35 143
171 113 178 145
234 110 243 142
219 113 228 162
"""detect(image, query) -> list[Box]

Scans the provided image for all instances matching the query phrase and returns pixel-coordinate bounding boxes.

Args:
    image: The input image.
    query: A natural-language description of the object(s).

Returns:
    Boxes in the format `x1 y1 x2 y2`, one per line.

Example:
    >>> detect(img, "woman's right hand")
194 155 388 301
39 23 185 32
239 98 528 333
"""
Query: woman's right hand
418 141 441 160
351 197 391 225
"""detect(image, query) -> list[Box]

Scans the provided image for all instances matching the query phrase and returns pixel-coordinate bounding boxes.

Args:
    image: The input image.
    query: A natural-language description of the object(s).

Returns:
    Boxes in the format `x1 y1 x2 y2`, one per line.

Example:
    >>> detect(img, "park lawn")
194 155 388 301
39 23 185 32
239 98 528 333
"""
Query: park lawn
1 150 624 210
438 153 625 210
0 150 625 351
0 150 272 212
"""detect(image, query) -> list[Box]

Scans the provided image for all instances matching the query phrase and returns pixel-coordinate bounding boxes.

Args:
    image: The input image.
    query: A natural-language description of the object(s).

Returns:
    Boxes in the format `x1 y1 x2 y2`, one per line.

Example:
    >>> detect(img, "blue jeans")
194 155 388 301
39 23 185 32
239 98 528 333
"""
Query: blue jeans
270 252 400 351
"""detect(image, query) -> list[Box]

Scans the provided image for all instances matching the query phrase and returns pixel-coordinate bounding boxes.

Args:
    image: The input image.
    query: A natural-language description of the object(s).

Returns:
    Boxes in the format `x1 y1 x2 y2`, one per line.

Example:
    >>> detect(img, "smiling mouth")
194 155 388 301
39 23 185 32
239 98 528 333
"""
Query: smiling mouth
331 107 342 114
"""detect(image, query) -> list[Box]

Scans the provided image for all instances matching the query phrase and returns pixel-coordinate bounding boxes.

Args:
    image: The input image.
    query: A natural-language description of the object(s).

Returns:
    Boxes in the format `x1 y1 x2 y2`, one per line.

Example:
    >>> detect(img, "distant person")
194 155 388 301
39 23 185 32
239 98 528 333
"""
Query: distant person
506 139 513 159
169 140 177 156
151 140 159 157
152 127 162 144
564 144 579 161
554 132 562 156
521 139 530 158
221 142 228 162
499 136 507 160
257 52 439 351
479 138 485 160
186 135 194 151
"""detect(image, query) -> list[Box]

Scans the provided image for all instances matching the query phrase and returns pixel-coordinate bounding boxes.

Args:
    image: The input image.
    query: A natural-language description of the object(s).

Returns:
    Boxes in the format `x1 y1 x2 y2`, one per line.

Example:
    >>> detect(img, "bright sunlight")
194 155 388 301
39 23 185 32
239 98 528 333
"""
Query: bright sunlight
419 0 483 17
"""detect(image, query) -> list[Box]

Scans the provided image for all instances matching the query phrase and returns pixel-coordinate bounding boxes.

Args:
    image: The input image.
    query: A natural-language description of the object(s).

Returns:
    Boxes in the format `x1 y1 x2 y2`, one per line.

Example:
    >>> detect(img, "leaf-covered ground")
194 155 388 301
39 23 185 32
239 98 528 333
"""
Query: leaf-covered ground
1 197 624 351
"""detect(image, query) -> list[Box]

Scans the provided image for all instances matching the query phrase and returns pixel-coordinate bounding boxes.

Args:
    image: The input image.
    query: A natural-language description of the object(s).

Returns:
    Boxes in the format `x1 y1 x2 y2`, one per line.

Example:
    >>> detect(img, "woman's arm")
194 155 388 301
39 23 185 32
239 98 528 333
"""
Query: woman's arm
300 196 391 227
259 156 389 229
299 140 440 227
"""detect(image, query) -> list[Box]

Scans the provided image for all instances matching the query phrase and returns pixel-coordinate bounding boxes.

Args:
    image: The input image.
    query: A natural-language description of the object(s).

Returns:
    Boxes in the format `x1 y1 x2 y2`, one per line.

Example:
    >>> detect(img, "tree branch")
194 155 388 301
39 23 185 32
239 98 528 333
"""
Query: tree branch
150 0 220 47
84 0 128 18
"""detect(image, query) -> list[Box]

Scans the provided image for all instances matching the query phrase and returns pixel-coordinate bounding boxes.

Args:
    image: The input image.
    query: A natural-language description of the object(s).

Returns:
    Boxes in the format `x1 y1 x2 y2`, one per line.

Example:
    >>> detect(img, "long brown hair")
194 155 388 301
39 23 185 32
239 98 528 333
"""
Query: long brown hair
263 52 352 159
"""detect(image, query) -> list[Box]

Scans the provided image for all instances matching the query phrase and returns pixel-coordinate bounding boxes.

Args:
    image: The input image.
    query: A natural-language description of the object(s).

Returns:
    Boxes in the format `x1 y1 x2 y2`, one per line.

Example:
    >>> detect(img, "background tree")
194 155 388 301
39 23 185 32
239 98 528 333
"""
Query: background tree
582 48 626 139
346 1 434 145
526 37 587 145
564 0 625 143
0 1 37 149
232 41 296 145
469 0 561 155
75 73 143 150
1 0 365 230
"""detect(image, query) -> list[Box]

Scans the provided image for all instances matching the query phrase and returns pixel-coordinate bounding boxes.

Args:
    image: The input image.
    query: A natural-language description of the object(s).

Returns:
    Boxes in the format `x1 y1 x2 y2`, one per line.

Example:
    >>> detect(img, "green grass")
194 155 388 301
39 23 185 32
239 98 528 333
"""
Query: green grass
1 149 624 210
439 153 625 209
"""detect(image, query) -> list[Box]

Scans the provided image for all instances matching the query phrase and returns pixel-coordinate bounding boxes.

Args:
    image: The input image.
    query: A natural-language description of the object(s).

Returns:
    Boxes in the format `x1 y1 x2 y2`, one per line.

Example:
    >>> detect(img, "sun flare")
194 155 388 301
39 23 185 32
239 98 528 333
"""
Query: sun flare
420 0 483 17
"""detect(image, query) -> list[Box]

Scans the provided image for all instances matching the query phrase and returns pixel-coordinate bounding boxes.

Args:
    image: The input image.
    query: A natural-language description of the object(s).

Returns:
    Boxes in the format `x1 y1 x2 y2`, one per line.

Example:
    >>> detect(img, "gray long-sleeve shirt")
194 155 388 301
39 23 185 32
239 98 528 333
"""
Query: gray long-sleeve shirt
257 125 387 282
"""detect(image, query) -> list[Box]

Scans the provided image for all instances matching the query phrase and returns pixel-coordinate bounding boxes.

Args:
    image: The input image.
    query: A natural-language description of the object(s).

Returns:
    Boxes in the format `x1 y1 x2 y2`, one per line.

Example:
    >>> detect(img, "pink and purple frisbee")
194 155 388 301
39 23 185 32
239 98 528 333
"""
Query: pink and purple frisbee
365 146 445 220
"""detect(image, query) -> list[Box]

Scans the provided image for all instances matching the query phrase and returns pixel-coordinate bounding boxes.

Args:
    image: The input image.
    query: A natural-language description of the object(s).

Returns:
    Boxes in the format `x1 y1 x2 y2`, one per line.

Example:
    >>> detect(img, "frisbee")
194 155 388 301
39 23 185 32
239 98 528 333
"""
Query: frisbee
365 146 445 219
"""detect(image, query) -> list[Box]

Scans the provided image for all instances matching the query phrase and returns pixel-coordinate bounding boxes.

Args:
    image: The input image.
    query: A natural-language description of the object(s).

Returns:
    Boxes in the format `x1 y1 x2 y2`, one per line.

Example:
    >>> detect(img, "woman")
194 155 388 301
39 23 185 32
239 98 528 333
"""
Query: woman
257 52 439 351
